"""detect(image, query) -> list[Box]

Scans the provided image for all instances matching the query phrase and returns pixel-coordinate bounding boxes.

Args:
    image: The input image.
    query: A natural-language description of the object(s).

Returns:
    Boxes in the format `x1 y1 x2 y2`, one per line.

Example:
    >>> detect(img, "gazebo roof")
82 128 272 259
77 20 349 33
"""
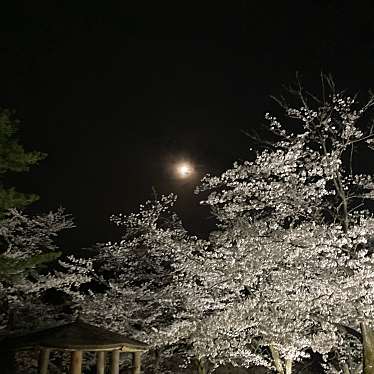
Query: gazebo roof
0 320 148 352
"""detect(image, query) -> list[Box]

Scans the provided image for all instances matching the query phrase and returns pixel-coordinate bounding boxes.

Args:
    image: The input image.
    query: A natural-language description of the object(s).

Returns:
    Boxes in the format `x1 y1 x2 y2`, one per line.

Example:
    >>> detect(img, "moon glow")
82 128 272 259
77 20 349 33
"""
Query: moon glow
176 162 194 178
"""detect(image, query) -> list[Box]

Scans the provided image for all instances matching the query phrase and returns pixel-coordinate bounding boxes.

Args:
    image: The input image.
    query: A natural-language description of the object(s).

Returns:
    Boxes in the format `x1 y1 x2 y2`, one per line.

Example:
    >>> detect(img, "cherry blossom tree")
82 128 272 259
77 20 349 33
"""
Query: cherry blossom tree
0 208 92 331
82 194 210 373
0 208 93 373
82 78 374 374
188 78 374 373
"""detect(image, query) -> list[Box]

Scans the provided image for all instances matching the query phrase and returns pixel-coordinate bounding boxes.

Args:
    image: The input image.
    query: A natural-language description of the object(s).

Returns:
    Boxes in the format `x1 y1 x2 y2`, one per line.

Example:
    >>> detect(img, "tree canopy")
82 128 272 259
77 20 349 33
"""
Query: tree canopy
88 79 374 374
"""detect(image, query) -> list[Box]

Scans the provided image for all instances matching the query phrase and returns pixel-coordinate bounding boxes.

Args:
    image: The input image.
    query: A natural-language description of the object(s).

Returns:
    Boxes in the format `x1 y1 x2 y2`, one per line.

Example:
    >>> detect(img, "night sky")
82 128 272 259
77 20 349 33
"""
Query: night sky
1 2 374 249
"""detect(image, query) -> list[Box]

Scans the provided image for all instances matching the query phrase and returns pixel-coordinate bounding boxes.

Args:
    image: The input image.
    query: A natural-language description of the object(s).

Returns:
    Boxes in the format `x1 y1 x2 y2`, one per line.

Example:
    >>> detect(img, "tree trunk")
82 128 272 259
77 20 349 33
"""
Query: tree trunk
285 359 292 374
361 322 374 374
195 358 207 374
342 363 351 374
269 344 284 374
354 363 363 374
2 307 16 374
153 349 161 373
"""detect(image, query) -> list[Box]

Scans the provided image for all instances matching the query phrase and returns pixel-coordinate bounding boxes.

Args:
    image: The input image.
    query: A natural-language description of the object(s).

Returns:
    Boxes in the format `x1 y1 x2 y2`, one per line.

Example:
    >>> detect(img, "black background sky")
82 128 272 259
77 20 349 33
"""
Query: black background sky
1 1 374 249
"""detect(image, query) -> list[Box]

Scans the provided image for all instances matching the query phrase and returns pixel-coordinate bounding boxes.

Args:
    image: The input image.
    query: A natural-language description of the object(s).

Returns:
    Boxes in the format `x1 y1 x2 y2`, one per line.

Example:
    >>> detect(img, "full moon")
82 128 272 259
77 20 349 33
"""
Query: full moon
176 162 194 178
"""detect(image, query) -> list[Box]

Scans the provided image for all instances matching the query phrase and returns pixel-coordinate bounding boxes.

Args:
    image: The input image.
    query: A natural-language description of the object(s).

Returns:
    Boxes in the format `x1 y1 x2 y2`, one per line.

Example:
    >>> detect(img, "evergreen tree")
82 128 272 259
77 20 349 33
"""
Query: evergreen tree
0 108 50 281
0 109 46 216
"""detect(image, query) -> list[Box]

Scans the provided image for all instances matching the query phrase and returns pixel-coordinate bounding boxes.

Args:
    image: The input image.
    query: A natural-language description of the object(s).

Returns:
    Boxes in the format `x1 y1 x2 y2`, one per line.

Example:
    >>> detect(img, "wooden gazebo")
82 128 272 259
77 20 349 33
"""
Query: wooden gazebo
0 320 148 374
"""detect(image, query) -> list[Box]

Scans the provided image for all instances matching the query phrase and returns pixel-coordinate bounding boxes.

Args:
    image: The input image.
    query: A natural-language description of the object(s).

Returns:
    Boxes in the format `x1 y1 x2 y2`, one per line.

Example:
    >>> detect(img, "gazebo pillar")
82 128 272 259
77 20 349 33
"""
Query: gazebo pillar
96 351 105 374
132 351 141 374
70 351 83 374
111 350 120 374
38 348 50 374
